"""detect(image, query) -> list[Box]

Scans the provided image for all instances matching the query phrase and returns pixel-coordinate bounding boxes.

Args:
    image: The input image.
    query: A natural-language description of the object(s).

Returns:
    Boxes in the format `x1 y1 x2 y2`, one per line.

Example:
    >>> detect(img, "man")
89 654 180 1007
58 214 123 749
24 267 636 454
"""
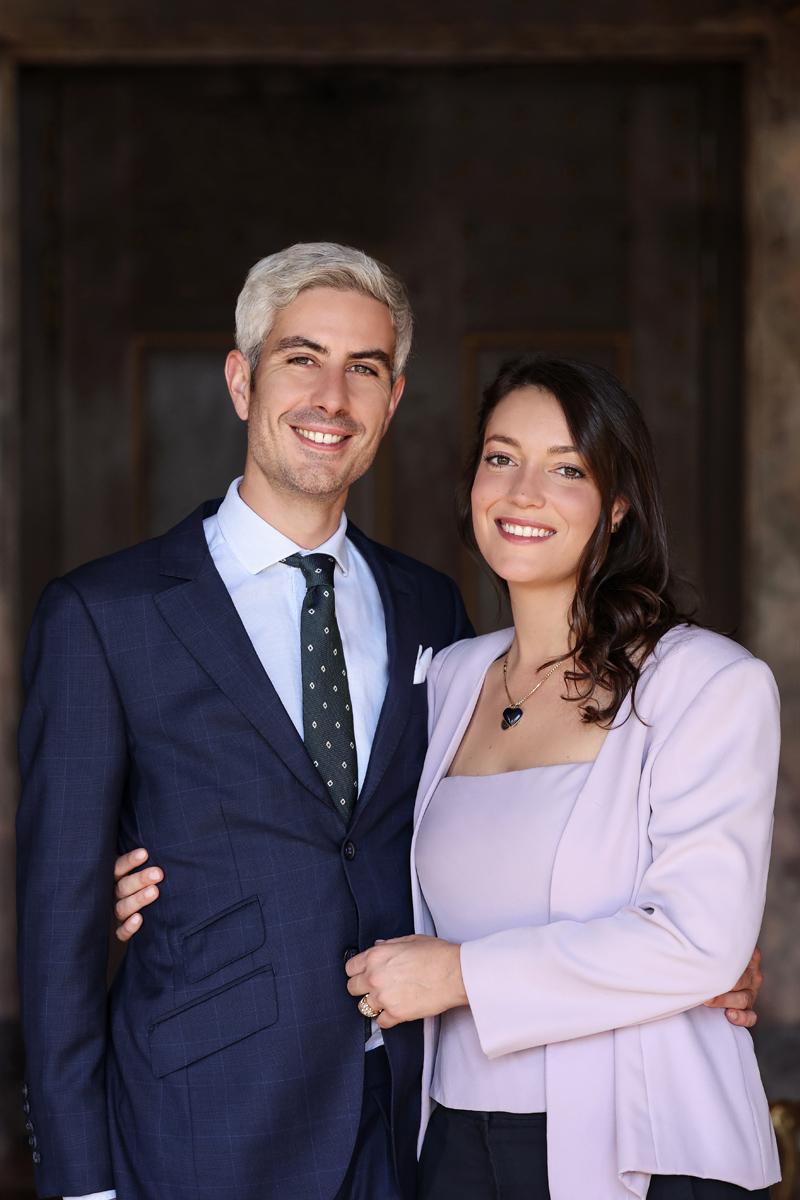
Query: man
17 242 760 1200
17 243 472 1200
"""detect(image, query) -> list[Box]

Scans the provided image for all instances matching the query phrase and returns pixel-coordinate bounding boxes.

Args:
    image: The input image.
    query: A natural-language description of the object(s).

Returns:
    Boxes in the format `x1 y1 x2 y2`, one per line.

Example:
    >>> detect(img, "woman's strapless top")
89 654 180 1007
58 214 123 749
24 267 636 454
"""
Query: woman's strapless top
415 760 592 1114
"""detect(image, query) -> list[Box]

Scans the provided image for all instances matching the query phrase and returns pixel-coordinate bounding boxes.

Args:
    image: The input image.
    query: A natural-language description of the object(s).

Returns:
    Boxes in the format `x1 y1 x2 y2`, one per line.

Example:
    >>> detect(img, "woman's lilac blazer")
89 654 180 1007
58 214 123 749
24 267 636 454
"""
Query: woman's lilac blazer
410 624 781 1198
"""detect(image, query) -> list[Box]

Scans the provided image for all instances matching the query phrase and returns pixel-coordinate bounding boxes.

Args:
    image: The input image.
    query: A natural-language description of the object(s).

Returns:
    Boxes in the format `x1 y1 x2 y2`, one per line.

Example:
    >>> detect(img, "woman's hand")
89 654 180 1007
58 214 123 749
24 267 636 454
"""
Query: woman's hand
345 935 468 1029
113 848 163 942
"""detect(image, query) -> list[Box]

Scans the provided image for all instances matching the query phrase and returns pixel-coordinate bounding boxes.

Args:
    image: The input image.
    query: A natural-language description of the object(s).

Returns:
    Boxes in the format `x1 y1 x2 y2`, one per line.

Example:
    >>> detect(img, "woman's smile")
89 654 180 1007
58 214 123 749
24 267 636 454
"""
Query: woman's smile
495 518 557 543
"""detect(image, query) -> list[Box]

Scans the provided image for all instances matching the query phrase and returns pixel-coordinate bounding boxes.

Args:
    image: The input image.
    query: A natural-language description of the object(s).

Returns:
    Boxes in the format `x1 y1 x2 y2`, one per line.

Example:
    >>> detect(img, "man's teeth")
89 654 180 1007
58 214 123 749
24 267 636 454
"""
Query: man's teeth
296 428 347 445
499 522 555 539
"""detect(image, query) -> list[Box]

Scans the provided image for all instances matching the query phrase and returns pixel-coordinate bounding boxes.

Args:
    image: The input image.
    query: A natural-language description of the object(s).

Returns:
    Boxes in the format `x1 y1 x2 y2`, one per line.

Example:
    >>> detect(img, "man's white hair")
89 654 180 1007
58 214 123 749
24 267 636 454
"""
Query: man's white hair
235 242 413 380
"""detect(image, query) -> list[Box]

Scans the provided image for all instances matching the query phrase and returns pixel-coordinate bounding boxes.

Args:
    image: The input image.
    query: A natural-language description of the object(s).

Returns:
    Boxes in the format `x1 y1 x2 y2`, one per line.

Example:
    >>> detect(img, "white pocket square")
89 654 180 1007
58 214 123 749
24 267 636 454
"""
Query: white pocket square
413 645 433 685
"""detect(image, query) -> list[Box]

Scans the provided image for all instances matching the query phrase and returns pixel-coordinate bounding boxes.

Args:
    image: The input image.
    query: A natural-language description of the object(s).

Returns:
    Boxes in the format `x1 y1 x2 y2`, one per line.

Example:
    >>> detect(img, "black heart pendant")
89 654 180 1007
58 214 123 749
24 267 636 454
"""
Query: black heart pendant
501 706 524 731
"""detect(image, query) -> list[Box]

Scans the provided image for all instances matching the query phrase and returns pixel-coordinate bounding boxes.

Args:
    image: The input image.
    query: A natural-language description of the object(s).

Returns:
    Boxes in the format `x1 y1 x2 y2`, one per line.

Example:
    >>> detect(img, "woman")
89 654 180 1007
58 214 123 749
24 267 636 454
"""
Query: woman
114 357 779 1199
343 357 781 1198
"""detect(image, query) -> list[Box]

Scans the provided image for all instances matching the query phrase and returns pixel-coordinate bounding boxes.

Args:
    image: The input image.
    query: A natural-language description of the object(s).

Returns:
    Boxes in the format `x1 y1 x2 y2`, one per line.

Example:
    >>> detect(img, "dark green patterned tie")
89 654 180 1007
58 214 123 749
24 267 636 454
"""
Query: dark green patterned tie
283 553 359 821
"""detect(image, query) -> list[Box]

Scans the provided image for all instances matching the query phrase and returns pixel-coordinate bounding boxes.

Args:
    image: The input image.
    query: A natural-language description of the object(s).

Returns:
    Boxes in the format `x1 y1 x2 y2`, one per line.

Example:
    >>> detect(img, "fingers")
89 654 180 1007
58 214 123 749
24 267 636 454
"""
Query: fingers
115 865 164 902
115 880 161 924
115 913 144 944
703 987 758 1028
725 1008 757 1029
713 989 755 1012
346 972 368 997
114 848 148 880
732 948 764 994
345 945 385 978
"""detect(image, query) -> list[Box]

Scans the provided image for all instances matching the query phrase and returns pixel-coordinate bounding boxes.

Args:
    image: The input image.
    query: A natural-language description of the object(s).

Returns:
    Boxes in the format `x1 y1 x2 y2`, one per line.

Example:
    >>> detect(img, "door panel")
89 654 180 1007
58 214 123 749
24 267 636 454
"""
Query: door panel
19 63 742 632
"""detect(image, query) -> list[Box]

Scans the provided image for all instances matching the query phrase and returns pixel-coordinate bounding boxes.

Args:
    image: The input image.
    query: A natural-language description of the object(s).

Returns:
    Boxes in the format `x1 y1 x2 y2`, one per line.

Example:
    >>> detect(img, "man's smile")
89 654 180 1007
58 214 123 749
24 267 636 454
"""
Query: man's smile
289 423 356 452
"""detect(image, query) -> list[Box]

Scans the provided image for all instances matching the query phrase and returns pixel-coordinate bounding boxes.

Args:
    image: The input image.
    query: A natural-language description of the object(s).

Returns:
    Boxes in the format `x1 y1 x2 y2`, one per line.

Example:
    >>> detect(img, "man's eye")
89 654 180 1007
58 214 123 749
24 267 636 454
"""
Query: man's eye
349 363 378 376
288 355 315 366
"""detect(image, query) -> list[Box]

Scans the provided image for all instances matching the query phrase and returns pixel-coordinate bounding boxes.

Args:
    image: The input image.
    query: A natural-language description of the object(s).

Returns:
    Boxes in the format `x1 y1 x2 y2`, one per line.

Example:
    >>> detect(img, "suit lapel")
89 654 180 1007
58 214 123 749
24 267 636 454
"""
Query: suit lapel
346 527 421 817
155 503 328 805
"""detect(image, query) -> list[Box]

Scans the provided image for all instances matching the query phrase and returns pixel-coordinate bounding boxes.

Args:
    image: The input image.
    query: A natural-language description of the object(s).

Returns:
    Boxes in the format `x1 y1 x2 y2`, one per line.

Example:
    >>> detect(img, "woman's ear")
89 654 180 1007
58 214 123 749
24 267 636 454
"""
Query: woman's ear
610 497 630 533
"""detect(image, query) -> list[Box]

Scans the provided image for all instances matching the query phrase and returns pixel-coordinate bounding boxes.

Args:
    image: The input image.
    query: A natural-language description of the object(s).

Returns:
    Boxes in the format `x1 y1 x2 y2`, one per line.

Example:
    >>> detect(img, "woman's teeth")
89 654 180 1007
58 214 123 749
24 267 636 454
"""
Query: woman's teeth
296 428 347 445
499 522 555 539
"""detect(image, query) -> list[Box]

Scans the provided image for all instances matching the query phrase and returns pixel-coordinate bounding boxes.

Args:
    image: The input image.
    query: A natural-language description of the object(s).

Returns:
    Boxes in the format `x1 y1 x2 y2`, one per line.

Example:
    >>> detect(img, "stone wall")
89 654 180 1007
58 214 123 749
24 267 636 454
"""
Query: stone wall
746 19 800 1094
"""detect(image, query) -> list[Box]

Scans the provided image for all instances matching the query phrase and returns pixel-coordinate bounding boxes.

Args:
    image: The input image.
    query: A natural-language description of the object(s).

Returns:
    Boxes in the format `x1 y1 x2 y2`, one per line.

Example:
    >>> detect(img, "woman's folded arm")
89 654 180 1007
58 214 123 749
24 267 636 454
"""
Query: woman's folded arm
460 656 780 1058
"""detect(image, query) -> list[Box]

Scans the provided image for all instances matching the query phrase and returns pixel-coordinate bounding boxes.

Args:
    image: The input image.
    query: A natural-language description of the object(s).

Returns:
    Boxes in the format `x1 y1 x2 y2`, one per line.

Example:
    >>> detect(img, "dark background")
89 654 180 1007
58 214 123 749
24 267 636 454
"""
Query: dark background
1 3 799 1196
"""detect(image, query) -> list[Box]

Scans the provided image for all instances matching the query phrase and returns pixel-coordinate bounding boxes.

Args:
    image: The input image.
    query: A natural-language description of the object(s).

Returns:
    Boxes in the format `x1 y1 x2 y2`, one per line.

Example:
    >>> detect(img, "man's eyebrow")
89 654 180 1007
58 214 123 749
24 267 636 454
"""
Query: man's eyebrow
273 336 329 355
348 348 392 371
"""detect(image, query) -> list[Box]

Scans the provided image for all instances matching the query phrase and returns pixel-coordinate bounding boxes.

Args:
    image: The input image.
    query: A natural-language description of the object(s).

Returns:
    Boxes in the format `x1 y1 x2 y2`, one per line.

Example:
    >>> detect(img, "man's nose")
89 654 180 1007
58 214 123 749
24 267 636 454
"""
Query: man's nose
310 368 350 415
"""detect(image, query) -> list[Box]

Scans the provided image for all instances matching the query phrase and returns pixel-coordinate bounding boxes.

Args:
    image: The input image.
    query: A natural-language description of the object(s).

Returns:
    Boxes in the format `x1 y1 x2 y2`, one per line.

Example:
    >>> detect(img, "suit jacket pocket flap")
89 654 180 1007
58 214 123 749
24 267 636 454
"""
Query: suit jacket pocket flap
148 965 277 1078
181 894 265 984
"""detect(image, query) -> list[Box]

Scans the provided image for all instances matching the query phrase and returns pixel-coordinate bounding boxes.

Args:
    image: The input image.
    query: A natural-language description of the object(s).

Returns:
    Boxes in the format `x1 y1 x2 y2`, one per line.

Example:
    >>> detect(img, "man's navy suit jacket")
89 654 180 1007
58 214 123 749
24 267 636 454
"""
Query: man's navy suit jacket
16 500 473 1200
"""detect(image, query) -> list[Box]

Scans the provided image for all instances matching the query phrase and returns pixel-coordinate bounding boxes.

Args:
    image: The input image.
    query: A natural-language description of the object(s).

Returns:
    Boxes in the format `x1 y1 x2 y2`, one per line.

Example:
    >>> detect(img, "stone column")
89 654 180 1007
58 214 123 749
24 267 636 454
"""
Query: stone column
0 47 20 1167
745 20 800 1094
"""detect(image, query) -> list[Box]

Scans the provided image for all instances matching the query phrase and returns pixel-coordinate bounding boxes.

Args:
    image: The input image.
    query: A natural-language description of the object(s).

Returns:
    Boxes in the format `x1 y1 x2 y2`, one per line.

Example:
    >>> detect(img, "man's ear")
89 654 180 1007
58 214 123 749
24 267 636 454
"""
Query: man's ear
225 350 252 422
383 373 406 432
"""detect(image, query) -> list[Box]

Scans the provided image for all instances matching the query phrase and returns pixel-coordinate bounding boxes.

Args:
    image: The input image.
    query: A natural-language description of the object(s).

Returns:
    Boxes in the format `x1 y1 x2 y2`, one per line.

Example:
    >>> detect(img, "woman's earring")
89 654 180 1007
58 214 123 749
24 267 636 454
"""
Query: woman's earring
611 522 620 534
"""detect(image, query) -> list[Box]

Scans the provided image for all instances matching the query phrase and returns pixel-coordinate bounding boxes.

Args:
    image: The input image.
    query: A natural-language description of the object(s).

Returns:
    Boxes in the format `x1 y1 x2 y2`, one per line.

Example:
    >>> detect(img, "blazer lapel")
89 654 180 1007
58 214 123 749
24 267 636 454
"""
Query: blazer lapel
411 630 513 845
154 503 328 805
346 527 421 816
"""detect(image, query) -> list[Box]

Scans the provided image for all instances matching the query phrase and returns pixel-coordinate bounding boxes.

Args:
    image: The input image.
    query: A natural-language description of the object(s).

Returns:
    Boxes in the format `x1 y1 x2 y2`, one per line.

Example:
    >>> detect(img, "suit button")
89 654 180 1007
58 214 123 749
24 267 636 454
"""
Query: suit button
32 1151 41 1164
343 946 358 963
22 1101 30 1114
28 1135 37 1148
21 1083 28 1098
342 841 356 861
25 1120 33 1133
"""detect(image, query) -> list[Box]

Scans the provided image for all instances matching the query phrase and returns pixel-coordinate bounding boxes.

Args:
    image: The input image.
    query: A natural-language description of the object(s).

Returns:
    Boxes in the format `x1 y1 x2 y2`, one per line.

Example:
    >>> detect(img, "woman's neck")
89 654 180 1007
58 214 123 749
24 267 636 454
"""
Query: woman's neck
506 578 576 671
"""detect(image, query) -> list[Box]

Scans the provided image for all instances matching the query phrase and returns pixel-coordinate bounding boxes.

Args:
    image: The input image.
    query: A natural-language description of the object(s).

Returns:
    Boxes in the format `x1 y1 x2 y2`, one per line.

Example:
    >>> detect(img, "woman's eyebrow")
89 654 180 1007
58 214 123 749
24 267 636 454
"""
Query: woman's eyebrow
484 434 580 455
484 434 521 448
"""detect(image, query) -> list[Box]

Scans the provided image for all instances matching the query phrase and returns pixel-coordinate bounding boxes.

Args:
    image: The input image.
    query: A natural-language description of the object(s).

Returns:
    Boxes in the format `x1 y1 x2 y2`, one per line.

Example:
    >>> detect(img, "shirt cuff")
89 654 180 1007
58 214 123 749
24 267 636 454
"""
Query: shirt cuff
64 1192 117 1199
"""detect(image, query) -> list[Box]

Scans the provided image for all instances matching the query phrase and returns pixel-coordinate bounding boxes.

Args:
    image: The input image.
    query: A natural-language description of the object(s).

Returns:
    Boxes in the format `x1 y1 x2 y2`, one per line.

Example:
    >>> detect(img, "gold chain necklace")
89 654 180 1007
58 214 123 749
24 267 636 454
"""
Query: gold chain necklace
500 654 563 731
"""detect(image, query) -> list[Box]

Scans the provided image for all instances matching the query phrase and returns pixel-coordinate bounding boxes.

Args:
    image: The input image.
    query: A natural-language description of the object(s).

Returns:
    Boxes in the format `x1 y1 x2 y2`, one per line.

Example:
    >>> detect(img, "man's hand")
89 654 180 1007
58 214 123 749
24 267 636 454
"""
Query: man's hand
704 947 763 1029
113 848 163 942
345 934 467 1029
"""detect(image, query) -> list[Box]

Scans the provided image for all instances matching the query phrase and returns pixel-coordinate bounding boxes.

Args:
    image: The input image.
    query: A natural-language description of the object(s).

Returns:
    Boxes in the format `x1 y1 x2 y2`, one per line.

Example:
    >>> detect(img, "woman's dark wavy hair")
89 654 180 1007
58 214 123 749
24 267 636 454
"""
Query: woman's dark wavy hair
457 354 695 726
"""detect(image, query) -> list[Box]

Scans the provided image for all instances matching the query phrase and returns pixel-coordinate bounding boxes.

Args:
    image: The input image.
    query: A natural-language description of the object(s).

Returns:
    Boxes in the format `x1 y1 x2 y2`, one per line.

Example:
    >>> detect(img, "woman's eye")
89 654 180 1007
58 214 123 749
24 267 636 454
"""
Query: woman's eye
484 453 514 467
555 464 586 479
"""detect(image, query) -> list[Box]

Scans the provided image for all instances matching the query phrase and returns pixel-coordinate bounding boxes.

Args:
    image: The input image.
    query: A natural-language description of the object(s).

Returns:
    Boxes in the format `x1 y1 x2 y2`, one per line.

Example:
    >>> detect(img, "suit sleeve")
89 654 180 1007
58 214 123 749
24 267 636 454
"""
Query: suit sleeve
447 576 475 645
17 578 127 1197
459 656 779 1057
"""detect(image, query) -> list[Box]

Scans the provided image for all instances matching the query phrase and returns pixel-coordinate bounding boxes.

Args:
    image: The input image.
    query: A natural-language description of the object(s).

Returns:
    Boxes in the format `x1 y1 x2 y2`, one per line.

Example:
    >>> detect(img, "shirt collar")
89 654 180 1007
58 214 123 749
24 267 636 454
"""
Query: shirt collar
215 477 351 577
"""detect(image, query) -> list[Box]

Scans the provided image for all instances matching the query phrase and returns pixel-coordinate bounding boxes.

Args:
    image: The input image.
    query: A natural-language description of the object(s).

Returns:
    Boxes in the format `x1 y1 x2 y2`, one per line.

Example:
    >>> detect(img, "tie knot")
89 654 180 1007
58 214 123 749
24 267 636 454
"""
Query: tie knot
283 552 337 589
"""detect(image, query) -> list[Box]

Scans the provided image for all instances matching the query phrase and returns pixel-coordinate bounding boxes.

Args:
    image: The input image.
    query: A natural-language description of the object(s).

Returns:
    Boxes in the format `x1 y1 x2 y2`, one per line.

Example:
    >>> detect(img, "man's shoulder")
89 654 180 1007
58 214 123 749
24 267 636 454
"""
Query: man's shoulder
346 525 459 598
60 501 214 606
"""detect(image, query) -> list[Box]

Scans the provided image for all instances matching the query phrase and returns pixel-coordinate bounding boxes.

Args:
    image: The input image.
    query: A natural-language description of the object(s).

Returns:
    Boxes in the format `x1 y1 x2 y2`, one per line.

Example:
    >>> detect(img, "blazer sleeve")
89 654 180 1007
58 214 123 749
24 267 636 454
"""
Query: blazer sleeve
16 578 128 1197
459 655 780 1058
